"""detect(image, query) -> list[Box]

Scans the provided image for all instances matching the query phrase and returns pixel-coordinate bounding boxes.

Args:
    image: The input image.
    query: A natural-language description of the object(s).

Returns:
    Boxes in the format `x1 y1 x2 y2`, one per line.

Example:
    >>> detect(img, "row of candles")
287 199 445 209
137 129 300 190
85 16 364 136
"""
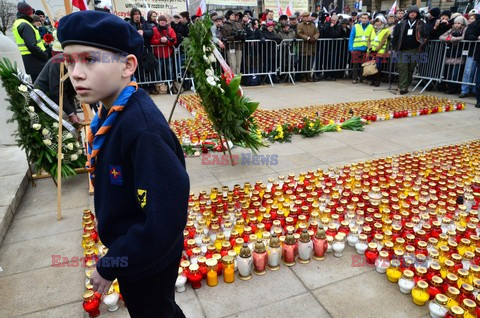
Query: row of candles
80 139 480 317
171 95 465 145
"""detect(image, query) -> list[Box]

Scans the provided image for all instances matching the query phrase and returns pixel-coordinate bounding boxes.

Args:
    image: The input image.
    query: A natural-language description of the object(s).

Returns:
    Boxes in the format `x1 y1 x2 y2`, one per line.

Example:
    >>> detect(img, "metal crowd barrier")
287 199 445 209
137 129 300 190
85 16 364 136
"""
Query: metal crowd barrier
135 38 480 93
279 38 350 83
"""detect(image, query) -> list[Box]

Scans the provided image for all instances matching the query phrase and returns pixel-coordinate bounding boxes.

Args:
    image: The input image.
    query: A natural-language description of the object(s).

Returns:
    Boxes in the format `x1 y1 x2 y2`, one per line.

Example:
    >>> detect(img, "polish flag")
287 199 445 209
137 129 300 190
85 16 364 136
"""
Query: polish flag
72 0 87 10
388 0 397 15
276 0 283 16
286 1 293 16
196 0 206 16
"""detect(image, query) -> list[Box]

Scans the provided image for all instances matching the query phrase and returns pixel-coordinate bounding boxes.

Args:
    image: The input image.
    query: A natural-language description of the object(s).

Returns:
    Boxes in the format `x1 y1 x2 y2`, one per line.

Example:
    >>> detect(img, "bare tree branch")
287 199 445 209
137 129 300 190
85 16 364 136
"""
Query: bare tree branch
0 0 16 35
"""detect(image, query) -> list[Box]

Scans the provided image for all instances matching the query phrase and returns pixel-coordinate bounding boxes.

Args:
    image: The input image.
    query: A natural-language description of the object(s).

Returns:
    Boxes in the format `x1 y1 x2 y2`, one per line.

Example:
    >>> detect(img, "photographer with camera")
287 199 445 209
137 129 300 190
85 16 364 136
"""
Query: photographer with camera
221 10 246 74
151 15 177 92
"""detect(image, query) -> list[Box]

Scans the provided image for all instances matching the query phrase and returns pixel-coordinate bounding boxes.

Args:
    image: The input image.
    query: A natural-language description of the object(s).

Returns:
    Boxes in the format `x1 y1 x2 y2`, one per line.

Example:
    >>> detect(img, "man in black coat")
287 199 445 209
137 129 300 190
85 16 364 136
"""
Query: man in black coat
34 53 81 125
466 14 480 107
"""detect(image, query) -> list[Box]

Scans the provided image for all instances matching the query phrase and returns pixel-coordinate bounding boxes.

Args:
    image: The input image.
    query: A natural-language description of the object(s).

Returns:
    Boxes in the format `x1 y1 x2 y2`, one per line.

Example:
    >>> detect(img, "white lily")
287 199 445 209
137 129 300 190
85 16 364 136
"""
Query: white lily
43 139 52 146
208 54 216 63
205 69 214 77
65 133 73 139
28 106 35 112
66 143 74 150
18 85 28 92
70 154 78 161
206 76 216 86
42 128 49 136
32 124 41 130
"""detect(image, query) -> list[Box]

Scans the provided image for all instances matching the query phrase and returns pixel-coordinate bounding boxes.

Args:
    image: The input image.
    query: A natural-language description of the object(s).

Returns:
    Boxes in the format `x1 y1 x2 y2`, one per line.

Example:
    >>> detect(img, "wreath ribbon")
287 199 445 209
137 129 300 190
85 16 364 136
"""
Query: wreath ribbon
15 68 77 136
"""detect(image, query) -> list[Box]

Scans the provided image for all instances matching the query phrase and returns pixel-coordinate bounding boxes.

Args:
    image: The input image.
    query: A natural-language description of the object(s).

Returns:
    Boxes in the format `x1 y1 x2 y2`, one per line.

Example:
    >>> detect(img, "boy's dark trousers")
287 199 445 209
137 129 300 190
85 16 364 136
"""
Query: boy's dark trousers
118 257 186 318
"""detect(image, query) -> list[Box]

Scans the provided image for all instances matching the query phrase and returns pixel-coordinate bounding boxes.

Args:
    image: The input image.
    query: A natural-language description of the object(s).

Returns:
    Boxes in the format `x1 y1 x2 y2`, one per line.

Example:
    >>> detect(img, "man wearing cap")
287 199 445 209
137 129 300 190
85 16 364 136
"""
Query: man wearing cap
289 15 298 32
392 5 427 94
461 11 479 98
12 2 49 82
349 12 373 84
58 10 189 317
211 15 225 49
297 12 320 82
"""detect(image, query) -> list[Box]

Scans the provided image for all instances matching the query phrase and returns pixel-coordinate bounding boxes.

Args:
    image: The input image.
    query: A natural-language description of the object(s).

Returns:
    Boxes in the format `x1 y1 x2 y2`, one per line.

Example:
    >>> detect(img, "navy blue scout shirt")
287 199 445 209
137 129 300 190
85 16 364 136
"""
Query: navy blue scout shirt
94 88 190 282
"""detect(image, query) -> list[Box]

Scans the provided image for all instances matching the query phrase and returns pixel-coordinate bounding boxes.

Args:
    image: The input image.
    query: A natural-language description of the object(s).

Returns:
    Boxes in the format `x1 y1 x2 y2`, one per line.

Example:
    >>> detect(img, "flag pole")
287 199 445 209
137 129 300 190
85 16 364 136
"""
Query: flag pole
64 0 72 14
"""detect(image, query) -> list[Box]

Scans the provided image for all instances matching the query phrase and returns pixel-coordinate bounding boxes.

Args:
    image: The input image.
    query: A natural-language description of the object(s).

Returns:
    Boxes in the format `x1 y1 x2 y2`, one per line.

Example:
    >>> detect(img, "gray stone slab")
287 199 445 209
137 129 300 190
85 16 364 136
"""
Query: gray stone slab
292 135 348 152
290 246 374 290
208 162 276 183
194 263 307 318
310 145 369 164
227 292 332 318
0 230 83 276
178 288 206 318
0 205 13 247
20 301 84 318
187 169 221 187
0 173 28 208
14 186 89 219
3 207 82 245
269 152 325 174
0 145 28 178
312 270 429 318
0 265 84 317
351 140 408 156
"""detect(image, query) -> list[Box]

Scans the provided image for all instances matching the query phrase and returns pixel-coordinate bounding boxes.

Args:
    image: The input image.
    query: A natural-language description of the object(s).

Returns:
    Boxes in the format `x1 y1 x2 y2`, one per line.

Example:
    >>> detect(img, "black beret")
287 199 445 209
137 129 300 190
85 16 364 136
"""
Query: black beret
58 11 144 58
35 10 45 16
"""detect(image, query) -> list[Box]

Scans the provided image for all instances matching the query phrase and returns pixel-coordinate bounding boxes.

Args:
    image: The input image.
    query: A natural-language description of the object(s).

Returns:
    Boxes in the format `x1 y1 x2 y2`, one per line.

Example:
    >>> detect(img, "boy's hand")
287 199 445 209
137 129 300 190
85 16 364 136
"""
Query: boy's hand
138 29 144 36
90 268 112 294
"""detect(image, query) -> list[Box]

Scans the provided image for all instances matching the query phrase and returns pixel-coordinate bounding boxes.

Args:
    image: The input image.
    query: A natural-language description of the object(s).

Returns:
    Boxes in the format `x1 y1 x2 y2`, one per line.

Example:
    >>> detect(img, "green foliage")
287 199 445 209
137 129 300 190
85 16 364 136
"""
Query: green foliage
262 123 292 143
184 16 265 153
0 58 86 178
295 117 324 138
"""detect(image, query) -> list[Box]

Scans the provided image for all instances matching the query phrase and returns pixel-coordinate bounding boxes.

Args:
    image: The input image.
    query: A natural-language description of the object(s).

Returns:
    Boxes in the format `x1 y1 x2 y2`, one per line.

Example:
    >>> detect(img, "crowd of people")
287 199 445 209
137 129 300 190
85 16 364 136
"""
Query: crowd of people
11 2 480 107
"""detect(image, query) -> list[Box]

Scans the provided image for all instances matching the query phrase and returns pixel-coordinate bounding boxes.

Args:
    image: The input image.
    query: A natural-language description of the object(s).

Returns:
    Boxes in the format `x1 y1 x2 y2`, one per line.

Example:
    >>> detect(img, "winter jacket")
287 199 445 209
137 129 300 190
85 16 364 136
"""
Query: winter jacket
297 21 320 56
440 26 467 63
151 26 177 59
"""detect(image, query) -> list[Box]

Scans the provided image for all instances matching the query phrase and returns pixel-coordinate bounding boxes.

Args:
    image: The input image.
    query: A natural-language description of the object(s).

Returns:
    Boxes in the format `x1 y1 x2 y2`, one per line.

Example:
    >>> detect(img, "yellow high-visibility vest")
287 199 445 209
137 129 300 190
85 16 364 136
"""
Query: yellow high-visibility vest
12 18 46 56
370 28 390 54
353 23 373 48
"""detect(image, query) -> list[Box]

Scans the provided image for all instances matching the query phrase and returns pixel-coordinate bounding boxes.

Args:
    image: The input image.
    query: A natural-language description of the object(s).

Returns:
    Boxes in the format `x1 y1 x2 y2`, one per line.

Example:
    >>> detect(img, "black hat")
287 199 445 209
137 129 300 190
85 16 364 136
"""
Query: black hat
440 10 451 18
429 7 440 18
58 11 144 58
244 10 253 17
279 14 288 20
173 14 180 18
226 10 234 19
35 9 45 16
311 12 318 18
179 11 189 19
340 18 349 24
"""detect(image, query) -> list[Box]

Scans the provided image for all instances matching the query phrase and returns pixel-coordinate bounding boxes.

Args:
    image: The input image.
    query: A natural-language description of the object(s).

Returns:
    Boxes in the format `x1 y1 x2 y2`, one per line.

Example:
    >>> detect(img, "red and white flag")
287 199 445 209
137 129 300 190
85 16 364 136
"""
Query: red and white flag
72 0 87 10
286 1 293 16
196 0 206 16
276 0 283 16
388 0 397 15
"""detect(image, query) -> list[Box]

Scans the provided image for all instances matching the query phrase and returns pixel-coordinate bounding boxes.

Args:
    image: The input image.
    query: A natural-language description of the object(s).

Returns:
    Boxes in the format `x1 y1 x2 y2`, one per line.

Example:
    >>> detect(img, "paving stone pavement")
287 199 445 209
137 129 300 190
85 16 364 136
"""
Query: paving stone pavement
0 80 479 317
